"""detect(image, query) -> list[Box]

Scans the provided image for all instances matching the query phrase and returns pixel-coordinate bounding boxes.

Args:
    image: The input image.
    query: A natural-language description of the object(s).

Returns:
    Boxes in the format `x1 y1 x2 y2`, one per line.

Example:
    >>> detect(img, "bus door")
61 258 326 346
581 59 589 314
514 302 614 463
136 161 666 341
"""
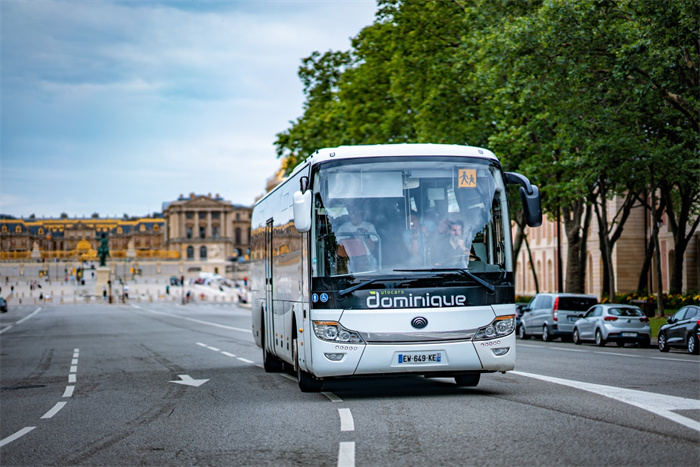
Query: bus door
264 218 275 353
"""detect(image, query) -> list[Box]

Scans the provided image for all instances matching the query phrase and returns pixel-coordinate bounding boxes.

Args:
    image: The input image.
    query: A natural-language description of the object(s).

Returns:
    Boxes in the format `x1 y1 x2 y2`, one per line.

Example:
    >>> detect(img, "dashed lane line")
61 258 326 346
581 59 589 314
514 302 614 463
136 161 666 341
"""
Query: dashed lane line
0 427 36 448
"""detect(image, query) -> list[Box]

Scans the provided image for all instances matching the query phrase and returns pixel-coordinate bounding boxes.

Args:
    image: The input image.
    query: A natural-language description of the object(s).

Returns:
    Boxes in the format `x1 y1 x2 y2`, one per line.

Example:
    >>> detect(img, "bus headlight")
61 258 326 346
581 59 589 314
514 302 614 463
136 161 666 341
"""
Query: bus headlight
473 315 514 341
313 321 364 344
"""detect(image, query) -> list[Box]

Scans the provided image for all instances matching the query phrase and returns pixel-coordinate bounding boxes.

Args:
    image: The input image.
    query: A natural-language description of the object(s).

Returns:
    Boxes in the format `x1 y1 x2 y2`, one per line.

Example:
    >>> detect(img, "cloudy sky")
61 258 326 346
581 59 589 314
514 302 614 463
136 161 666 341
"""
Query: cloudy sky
1 0 378 219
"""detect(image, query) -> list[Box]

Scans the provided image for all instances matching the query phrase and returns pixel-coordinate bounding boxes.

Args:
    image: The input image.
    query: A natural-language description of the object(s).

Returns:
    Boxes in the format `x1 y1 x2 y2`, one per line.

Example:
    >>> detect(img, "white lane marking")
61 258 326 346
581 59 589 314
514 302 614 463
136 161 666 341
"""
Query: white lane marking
513 371 700 433
71 359 78 365
70 366 77 373
16 308 42 325
207 346 220 351
237 357 254 364
68 374 76 383
74 348 79 353
323 392 343 403
62 386 75 398
41 402 67 419
338 408 354 432
0 308 43 335
131 305 249 333
338 441 355 467
517 343 695 363
221 352 236 357
170 375 209 387
196 342 208 347
0 427 36 448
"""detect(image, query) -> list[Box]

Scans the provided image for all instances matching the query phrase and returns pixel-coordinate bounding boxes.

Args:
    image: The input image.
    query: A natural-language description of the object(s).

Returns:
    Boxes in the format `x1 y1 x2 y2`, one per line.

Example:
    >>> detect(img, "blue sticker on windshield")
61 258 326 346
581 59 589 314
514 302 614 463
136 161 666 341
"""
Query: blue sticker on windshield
312 293 319 303
320 293 329 303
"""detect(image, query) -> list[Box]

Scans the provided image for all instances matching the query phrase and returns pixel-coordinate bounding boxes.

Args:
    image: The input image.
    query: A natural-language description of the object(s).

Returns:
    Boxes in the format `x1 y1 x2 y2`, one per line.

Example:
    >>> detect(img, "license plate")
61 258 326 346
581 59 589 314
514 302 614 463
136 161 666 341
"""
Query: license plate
621 332 637 337
397 352 442 364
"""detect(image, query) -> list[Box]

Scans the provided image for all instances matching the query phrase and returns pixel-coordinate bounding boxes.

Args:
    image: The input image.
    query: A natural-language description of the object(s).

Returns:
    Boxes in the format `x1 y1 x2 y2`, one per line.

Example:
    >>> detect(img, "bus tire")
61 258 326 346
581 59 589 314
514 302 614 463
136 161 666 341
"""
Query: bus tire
295 338 322 392
454 373 480 387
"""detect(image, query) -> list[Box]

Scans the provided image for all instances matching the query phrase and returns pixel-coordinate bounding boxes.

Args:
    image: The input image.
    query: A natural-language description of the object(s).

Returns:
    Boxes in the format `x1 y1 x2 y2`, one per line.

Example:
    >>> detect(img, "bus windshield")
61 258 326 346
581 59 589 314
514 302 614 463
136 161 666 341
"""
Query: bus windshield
311 157 511 278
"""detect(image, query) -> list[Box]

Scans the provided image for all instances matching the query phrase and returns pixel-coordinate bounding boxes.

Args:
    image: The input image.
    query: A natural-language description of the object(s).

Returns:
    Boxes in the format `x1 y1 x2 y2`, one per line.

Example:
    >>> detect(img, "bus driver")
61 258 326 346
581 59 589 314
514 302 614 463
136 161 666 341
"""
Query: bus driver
336 203 378 273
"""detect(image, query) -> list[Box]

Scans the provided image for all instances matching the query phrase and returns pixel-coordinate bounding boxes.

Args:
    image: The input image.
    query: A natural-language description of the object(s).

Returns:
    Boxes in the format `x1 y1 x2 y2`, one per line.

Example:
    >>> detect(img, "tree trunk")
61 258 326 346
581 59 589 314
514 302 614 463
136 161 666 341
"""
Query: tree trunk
562 200 588 293
650 189 665 317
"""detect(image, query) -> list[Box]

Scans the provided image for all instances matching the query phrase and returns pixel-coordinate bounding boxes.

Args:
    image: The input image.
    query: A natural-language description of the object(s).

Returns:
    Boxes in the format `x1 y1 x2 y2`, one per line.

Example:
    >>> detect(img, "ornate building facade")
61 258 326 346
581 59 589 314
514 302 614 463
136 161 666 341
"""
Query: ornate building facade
0 194 253 266
162 193 251 263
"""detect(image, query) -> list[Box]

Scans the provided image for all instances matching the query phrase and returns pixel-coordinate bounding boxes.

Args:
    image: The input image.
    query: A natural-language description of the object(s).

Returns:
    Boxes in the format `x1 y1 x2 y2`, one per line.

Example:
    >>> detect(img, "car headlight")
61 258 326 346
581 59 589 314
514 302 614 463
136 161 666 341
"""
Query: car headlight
473 315 514 341
313 321 364 344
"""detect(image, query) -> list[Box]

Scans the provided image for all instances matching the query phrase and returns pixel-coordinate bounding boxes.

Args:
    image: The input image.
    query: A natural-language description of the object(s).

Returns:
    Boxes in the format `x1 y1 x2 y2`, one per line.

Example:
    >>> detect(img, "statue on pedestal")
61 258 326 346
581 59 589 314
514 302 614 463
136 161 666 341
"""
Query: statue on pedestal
98 233 110 267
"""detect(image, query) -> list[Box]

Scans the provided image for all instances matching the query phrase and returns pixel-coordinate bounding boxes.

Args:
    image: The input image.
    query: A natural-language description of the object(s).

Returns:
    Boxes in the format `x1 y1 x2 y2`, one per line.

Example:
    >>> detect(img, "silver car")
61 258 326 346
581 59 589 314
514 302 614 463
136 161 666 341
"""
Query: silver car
573 304 651 347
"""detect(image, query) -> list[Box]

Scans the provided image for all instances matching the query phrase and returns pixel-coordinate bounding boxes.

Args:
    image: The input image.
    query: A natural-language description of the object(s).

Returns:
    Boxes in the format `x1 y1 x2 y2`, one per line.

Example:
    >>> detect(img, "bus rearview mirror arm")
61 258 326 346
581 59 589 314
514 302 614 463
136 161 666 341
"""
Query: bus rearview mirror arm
505 172 543 228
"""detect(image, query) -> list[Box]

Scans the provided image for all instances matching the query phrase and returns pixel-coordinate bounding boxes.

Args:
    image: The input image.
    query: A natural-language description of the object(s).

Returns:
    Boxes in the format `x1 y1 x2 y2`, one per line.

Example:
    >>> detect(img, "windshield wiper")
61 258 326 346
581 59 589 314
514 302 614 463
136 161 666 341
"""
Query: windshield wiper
338 275 432 298
395 268 496 293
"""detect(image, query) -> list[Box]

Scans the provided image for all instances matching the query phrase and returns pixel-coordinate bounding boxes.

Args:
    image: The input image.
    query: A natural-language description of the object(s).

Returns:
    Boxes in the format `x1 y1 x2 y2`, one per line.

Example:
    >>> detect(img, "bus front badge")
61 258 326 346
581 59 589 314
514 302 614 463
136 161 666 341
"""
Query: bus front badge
411 317 428 329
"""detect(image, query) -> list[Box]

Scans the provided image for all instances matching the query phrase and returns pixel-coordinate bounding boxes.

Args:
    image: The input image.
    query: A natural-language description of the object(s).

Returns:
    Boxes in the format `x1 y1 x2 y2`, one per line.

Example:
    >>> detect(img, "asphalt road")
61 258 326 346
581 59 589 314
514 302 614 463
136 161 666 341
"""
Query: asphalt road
1 303 698 466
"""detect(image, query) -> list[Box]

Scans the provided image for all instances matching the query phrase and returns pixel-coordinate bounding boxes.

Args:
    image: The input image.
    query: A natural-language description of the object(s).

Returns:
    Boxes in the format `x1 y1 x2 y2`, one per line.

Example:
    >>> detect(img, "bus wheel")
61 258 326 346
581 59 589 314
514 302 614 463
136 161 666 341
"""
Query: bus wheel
295 338 322 392
454 373 480 387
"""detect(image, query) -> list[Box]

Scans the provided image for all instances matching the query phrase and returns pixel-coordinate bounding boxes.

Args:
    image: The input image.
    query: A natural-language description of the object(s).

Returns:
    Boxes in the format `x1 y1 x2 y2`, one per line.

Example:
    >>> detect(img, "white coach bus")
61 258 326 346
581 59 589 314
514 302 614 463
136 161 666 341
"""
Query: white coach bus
250 144 541 392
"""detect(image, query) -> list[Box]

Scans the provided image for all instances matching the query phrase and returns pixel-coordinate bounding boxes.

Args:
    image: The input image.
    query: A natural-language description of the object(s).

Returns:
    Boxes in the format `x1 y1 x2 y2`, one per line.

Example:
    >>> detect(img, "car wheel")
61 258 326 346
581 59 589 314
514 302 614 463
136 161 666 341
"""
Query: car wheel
658 332 670 352
454 373 480 387
687 333 700 355
518 324 530 340
573 328 582 345
595 329 606 347
542 325 552 342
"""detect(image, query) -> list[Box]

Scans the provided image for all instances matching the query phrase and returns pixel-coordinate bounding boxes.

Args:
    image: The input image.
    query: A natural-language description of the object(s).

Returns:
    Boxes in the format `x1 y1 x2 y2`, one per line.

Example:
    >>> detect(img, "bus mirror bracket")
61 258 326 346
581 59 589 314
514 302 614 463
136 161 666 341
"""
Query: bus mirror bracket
300 176 309 194
293 189 312 232
505 172 543 228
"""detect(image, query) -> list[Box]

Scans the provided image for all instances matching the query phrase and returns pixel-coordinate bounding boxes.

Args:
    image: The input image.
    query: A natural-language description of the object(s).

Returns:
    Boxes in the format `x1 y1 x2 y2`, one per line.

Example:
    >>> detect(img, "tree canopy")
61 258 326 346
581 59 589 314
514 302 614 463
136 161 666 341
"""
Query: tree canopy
275 0 699 294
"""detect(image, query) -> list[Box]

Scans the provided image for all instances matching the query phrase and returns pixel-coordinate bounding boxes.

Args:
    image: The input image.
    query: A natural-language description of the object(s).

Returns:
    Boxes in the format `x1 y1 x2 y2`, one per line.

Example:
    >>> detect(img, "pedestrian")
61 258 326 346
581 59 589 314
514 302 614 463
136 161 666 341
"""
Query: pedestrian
103 286 107 301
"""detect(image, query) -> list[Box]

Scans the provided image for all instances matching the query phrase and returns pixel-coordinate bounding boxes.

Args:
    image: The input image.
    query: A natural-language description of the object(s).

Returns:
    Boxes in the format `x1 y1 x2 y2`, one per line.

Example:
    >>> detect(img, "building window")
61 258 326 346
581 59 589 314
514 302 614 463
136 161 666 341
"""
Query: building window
236 213 240 221
38 228 44 235
117 227 123 234
212 226 219 239
200 246 207 260
153 224 159 231
140 224 146 232
186 211 193 220
1 226 7 233
15 226 22 233
235 227 241 244
187 246 194 260
186 227 193 239
199 212 206 220
199 226 206 239
212 212 220 220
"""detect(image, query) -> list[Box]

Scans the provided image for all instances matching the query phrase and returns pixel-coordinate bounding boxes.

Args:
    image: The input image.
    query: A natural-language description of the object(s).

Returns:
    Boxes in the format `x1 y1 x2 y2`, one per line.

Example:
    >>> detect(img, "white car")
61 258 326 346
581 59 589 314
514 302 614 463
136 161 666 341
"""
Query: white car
573 304 651 347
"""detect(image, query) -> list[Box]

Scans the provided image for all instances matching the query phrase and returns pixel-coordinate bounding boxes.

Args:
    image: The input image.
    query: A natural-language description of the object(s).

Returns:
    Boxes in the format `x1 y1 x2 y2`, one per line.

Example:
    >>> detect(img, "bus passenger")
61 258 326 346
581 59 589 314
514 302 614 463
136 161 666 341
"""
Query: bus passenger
336 203 378 273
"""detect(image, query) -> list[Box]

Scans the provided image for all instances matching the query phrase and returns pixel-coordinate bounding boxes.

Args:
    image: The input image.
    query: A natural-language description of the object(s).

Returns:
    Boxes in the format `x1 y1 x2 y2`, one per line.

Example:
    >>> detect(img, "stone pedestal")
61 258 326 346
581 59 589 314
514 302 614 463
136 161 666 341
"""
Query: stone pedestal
95 266 111 297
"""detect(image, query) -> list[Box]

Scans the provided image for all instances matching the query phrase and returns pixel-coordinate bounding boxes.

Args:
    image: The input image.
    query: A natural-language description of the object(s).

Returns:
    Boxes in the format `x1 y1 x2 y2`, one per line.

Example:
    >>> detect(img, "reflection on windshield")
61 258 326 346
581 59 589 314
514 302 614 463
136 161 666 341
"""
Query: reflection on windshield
311 158 509 278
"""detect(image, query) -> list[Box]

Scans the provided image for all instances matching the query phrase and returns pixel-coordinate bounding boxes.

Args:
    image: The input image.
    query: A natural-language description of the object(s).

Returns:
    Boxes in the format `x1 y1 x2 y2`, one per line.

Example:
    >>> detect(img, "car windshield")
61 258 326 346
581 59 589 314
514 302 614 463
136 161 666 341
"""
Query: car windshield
608 307 644 317
310 157 511 278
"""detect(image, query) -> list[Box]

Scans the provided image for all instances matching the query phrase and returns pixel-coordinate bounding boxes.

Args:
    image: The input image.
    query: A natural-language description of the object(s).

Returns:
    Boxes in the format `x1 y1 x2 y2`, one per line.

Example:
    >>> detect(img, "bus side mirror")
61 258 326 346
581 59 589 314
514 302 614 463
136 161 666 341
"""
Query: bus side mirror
520 185 542 227
505 172 543 227
293 190 312 232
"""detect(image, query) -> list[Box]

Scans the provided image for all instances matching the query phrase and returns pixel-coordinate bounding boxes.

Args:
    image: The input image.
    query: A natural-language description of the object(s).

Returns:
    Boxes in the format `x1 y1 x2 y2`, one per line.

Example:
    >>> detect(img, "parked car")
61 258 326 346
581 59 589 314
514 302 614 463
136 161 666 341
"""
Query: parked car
572 304 651 347
658 305 700 355
0 296 6 313
518 293 599 341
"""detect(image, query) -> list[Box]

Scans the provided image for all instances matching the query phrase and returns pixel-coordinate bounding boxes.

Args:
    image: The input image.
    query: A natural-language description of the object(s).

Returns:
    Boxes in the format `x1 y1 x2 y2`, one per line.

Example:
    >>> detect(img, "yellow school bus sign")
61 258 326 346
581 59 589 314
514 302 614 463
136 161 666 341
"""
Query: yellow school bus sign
458 169 477 188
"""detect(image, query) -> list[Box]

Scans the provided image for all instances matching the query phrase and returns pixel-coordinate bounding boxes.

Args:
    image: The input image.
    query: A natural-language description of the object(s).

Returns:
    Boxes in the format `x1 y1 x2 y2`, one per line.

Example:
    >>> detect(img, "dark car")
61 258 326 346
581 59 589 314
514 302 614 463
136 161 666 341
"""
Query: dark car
658 305 700 354
0 296 7 313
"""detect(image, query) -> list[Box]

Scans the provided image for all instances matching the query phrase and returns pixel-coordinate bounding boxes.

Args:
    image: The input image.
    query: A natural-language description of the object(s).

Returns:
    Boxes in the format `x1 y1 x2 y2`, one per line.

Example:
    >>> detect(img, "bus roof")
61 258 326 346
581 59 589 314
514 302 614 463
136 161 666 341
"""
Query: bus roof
289 143 498 177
